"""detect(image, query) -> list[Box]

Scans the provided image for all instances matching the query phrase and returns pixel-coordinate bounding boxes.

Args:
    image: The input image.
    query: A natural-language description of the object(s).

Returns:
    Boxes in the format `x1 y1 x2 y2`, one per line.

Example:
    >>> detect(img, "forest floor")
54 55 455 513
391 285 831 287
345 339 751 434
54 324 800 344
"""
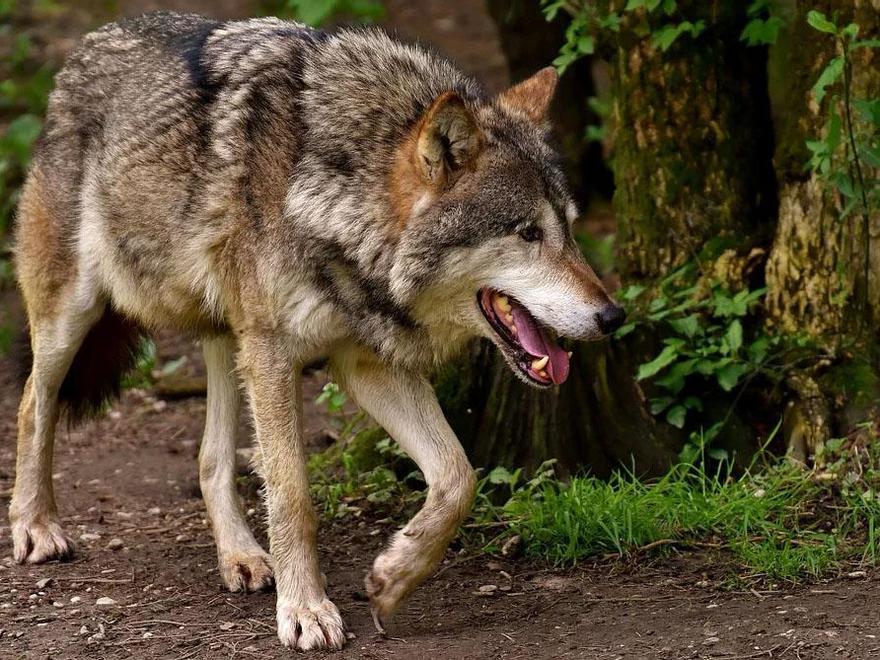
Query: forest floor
3 293 880 659
4 0 880 659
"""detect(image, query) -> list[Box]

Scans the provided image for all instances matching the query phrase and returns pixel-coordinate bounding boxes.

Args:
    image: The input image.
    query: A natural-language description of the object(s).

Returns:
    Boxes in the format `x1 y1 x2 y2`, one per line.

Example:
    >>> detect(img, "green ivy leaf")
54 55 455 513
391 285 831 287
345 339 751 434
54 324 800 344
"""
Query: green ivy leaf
656 359 699 394
666 405 687 428
650 396 675 414
740 16 783 46
637 344 679 380
806 10 838 35
747 336 771 363
716 363 750 391
852 39 880 50
668 314 700 338
541 0 566 21
615 321 637 338
488 466 514 486
620 284 646 300
576 35 596 54
725 319 743 352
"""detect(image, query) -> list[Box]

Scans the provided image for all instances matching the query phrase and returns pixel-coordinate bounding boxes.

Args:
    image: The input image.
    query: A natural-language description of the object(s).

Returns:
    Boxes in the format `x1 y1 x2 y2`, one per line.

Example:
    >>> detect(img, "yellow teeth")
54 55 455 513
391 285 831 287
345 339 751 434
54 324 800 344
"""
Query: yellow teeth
539 370 548 379
531 355 549 371
505 313 513 323
510 326 517 335
495 295 512 313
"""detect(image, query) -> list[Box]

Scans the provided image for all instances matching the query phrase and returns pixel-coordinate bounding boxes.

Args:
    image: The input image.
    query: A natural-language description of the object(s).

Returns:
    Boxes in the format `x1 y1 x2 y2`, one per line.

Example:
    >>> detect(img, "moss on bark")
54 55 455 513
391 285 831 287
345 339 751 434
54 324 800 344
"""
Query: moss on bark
607 1 777 280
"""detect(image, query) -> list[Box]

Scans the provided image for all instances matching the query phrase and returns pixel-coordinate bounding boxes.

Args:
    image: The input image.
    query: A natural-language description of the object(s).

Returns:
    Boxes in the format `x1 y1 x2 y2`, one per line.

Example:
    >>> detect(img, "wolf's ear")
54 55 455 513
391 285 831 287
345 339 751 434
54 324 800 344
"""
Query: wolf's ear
496 67 558 123
416 91 483 189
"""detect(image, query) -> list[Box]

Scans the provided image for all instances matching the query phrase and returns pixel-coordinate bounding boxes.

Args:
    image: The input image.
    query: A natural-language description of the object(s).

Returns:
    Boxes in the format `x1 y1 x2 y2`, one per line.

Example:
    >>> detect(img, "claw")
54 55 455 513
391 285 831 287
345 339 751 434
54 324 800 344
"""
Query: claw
371 606 386 635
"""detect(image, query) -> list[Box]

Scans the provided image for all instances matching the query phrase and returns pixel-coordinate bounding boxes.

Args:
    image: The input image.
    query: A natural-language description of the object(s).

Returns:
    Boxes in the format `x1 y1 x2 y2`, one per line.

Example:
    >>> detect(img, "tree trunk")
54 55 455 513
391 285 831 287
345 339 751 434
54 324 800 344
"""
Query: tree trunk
439 1 775 476
763 0 880 457
765 0 880 340
610 1 777 281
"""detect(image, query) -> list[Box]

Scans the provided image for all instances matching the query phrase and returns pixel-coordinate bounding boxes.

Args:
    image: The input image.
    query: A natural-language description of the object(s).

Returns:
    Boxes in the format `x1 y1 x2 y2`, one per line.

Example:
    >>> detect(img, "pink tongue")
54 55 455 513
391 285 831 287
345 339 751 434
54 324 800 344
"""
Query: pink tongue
510 305 570 385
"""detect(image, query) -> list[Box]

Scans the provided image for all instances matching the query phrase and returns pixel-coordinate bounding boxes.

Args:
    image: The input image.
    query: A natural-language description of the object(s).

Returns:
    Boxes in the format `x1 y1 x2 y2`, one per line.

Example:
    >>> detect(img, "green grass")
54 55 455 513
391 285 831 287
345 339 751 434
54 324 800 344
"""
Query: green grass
501 448 880 581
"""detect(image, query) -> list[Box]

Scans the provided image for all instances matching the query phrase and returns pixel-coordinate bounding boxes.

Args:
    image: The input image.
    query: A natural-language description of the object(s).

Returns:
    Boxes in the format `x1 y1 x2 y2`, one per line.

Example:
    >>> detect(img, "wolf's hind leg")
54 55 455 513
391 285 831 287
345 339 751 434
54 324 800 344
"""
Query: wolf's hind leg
199 336 274 593
10 294 104 564
332 350 476 630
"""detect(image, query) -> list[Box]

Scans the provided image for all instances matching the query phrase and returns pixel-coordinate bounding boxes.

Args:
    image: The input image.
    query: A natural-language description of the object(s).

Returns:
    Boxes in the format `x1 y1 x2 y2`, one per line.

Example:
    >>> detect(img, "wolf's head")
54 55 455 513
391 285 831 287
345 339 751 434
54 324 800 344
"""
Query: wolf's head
388 68 624 389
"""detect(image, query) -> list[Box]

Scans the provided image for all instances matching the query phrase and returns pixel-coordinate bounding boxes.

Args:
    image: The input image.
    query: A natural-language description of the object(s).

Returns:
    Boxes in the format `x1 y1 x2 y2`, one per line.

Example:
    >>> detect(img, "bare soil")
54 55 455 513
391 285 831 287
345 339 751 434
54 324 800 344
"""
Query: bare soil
1 288 880 659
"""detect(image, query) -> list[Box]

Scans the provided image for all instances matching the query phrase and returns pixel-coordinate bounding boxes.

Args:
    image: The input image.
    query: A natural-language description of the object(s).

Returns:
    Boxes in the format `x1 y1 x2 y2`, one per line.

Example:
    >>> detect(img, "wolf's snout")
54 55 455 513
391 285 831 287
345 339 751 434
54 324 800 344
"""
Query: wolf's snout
595 304 626 335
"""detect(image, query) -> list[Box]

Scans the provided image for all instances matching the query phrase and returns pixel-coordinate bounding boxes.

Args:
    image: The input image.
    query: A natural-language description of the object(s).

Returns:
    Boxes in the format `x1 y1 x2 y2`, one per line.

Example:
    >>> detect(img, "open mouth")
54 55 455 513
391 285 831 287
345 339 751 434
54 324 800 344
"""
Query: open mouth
477 288 571 387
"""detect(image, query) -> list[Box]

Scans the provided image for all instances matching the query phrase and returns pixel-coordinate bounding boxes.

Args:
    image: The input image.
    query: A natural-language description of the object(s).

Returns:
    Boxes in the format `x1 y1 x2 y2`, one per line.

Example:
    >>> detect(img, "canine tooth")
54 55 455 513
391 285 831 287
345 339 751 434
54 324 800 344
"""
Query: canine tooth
495 295 512 312
567 351 573 358
531 355 549 371
505 313 513 323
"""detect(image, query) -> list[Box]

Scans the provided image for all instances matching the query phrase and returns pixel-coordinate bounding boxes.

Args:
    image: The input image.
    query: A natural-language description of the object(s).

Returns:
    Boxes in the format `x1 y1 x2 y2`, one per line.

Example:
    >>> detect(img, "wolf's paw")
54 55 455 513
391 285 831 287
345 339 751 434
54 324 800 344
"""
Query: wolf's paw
220 550 275 593
365 551 420 633
276 597 345 651
12 518 74 564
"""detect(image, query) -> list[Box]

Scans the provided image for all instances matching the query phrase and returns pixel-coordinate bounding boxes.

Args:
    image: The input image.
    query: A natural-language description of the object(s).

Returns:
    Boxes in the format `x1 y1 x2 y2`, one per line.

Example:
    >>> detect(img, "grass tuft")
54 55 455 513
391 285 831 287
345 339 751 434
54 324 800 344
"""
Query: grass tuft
502 446 880 581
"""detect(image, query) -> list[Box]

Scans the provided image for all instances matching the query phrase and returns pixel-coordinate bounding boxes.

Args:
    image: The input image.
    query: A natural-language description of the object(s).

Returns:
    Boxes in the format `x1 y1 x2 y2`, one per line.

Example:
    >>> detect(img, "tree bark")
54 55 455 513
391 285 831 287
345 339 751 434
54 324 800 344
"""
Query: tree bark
763 0 880 457
765 0 880 341
609 1 776 281
439 1 775 475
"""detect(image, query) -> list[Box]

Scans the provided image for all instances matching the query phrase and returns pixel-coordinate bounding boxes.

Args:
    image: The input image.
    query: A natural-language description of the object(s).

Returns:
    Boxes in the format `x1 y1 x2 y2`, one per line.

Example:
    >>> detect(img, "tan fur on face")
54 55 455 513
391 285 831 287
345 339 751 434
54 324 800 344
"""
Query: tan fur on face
563 250 611 306
496 66 558 123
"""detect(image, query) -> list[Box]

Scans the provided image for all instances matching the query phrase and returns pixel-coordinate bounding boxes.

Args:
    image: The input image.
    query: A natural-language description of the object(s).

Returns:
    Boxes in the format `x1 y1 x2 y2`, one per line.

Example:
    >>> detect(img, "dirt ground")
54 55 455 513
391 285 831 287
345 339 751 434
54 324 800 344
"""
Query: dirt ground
3 308 880 660
4 0 880 658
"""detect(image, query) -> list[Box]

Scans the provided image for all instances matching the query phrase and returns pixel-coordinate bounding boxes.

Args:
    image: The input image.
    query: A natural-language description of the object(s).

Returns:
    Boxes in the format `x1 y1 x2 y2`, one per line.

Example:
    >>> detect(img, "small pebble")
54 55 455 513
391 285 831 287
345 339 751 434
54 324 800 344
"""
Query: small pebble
106 538 124 551
95 596 117 606
35 578 53 589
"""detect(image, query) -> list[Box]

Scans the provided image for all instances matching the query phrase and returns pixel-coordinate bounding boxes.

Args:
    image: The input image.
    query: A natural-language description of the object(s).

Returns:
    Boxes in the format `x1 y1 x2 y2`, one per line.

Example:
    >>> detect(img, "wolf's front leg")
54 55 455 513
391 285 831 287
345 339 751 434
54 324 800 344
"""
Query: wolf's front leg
238 333 344 651
333 351 477 630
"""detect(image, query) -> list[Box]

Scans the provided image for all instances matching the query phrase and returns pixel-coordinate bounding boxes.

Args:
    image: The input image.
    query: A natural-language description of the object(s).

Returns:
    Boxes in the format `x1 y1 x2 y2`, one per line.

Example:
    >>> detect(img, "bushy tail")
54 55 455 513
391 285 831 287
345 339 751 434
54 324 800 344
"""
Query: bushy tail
18 308 146 425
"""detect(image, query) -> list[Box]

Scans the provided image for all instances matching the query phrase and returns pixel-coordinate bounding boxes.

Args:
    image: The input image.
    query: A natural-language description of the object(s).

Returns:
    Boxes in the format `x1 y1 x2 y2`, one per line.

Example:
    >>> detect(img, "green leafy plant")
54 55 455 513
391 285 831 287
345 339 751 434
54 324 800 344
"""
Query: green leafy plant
616 262 782 456
541 0 706 74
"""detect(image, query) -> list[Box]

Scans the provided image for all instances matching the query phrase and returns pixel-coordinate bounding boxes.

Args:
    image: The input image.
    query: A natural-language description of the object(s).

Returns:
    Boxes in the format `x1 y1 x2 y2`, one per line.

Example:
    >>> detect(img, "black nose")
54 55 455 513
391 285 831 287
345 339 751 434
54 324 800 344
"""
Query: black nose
596 304 626 334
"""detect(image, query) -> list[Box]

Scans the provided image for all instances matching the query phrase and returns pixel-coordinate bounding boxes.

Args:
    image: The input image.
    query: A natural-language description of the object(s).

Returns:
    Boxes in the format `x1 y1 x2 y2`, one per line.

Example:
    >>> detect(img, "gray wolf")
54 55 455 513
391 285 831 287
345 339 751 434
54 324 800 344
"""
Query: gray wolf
9 11 623 651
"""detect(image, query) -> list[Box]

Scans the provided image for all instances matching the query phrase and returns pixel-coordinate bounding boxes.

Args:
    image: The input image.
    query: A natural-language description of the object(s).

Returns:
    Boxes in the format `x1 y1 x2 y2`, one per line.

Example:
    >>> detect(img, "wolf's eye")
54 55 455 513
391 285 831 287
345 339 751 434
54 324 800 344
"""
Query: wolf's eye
518 226 543 242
